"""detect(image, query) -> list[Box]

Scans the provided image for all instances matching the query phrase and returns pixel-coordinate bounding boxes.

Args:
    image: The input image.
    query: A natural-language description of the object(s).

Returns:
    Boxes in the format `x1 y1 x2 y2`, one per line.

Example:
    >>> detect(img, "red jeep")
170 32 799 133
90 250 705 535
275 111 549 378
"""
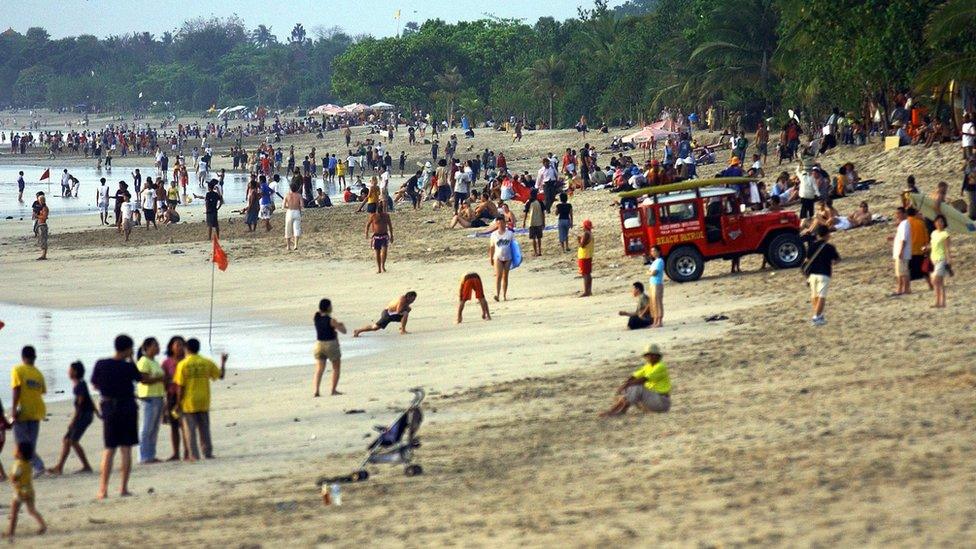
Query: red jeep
620 187 804 282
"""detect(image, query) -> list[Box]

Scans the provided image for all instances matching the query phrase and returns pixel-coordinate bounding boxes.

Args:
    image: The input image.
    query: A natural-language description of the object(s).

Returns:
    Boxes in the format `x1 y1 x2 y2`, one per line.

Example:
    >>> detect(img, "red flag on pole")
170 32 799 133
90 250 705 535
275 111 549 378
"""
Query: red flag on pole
39 168 50 181
212 236 228 271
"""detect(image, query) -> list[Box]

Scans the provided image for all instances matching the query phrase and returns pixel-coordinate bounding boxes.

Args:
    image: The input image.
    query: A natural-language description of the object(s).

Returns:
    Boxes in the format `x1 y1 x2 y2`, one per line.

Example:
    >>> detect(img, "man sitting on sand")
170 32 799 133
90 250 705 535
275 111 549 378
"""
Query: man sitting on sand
457 273 491 323
619 282 652 329
354 292 417 337
600 344 671 417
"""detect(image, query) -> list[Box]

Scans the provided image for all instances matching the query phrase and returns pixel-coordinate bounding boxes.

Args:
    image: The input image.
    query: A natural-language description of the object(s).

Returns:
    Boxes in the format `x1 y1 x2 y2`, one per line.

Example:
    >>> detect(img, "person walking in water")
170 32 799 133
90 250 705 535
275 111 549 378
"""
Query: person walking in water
312 299 347 397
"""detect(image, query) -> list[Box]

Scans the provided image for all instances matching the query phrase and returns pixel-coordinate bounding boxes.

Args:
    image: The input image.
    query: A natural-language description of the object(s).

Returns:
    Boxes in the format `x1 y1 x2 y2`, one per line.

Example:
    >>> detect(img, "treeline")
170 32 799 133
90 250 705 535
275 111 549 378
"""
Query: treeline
334 0 975 128
0 17 353 112
2 0 974 128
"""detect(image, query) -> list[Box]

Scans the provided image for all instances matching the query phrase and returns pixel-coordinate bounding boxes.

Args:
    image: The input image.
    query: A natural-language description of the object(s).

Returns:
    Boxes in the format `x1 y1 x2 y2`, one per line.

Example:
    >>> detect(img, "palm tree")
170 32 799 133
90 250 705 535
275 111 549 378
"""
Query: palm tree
434 66 463 128
529 54 566 129
289 23 307 45
689 0 778 107
251 25 277 48
916 0 976 88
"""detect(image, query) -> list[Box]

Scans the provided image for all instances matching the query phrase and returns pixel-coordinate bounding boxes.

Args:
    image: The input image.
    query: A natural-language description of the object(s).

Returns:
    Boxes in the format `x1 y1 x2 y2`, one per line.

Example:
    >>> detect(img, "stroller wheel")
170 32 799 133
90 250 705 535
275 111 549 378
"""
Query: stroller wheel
404 464 423 477
353 469 369 482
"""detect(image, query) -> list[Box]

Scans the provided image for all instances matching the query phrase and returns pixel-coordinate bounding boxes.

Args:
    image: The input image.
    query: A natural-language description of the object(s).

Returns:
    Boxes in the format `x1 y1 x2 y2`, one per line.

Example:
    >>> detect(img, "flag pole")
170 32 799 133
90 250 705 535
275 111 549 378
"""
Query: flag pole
209 249 215 351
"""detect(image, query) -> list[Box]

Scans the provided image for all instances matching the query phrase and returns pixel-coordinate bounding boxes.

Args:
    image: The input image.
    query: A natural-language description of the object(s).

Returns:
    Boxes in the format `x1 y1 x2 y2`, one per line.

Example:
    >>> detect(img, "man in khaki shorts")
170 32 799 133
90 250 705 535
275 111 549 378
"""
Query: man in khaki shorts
890 207 912 296
804 226 840 326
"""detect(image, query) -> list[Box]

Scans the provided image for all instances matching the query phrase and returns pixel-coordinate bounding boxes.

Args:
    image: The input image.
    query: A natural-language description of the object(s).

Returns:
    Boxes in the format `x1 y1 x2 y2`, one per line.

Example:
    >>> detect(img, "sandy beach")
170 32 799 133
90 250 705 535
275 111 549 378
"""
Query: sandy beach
1 111 975 546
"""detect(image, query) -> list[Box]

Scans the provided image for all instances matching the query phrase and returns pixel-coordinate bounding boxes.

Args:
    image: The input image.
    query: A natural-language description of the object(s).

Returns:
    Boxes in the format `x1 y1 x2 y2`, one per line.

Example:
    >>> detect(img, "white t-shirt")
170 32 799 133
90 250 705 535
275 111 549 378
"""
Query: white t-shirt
97 185 110 205
454 169 471 194
962 122 975 147
121 201 134 219
490 229 514 262
141 188 156 210
380 170 390 193
893 219 911 260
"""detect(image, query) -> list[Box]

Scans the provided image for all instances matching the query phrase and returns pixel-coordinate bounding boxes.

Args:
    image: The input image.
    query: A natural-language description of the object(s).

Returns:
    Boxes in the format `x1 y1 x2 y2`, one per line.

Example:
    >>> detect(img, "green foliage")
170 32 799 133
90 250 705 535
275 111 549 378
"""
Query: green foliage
2 1 973 124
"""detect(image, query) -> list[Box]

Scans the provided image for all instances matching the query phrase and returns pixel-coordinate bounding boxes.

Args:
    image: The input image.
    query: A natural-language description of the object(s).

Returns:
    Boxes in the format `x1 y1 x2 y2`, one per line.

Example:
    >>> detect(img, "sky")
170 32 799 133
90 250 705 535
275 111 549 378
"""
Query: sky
4 0 624 39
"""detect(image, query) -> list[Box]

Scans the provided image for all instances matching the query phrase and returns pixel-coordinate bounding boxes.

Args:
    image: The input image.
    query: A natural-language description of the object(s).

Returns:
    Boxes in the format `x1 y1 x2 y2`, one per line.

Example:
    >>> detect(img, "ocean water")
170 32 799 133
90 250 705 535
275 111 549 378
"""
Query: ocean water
0 303 374 403
0 164 359 218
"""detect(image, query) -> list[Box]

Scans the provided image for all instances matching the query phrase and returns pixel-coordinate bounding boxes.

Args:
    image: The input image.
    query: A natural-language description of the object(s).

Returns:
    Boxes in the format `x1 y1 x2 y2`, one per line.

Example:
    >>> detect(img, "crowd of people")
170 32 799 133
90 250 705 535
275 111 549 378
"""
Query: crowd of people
0 335 226 536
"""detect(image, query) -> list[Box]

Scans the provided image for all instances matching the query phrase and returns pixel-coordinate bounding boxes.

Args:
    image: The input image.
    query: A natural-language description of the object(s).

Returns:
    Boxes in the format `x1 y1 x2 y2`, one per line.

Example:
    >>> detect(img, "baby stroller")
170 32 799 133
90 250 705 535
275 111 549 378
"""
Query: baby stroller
318 388 425 486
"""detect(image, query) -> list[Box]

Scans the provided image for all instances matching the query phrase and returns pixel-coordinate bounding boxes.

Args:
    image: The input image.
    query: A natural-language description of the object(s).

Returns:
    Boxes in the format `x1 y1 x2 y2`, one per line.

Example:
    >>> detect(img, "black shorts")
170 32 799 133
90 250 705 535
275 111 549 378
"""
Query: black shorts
101 398 138 448
65 412 94 442
375 310 403 329
144 209 156 222
627 315 653 330
366 203 378 213
207 211 219 228
529 225 544 239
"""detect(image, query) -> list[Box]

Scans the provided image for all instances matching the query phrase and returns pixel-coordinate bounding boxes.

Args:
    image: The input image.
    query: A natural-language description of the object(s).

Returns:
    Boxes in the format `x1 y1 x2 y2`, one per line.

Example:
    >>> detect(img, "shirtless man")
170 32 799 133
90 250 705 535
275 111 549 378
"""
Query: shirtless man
457 273 491 323
354 292 417 337
366 202 393 273
849 201 872 228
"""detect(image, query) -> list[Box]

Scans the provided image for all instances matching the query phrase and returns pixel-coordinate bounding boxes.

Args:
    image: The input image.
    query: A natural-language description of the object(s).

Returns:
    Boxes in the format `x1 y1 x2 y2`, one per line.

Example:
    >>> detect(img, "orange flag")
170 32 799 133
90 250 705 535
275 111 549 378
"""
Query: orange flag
39 168 50 181
212 236 228 271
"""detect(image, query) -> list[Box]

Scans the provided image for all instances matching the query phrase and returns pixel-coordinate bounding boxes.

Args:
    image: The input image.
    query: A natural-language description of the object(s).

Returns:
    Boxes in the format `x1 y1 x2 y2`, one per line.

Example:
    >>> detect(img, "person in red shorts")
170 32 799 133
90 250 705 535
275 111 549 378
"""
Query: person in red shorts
457 273 491 323
577 219 594 297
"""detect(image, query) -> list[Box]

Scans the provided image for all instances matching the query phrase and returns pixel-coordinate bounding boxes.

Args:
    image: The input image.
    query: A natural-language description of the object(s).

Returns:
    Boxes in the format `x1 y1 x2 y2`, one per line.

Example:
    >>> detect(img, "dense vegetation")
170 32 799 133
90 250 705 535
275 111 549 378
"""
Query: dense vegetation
2 0 974 126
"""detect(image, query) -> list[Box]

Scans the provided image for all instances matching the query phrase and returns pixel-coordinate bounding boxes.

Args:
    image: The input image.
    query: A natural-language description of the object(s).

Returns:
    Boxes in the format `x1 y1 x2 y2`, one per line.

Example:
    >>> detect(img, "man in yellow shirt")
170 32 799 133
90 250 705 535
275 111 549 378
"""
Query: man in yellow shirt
173 338 227 461
9 346 47 473
600 344 671 417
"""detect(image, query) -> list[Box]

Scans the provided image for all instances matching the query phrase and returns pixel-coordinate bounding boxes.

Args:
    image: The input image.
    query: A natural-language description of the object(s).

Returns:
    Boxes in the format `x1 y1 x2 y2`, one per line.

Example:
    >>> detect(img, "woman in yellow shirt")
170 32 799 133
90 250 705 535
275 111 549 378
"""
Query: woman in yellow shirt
926 215 951 308
136 338 166 464
600 344 671 417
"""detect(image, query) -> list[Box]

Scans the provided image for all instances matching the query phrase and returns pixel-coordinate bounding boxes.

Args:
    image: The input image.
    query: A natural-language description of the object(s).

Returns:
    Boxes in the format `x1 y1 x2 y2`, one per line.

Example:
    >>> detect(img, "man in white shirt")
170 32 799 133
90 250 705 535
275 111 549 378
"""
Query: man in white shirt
61 169 71 197
95 177 111 225
891 207 912 296
536 157 558 213
962 113 974 160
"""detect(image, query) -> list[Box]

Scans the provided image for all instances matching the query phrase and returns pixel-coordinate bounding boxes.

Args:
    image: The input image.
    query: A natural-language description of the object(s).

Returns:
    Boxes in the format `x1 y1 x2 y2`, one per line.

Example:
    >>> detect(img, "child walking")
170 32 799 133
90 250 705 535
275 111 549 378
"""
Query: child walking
48 362 96 475
5 442 47 538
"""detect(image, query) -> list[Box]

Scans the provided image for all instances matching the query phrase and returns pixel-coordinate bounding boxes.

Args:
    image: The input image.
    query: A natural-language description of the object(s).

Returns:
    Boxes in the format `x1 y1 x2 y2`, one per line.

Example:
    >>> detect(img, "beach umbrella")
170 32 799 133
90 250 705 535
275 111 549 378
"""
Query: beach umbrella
370 102 395 111
343 103 369 113
308 103 343 115
621 126 673 145
217 105 246 118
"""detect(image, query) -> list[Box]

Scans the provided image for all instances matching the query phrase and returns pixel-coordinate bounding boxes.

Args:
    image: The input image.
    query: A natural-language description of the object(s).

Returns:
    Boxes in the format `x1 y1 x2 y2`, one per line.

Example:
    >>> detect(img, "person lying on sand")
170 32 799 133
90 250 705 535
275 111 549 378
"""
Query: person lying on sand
849 201 872 228
600 344 671 417
354 292 417 337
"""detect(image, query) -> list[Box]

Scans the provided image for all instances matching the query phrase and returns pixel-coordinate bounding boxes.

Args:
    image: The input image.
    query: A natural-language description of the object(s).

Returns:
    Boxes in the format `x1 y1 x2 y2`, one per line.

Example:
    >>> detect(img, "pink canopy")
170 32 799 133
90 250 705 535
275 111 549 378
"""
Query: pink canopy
622 125 674 144
342 103 369 113
308 104 347 116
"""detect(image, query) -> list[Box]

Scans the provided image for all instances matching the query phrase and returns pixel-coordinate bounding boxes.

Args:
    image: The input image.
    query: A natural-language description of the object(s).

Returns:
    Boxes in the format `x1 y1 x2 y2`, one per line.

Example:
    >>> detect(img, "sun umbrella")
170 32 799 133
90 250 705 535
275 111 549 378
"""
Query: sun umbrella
217 105 246 118
343 103 369 113
370 101 395 110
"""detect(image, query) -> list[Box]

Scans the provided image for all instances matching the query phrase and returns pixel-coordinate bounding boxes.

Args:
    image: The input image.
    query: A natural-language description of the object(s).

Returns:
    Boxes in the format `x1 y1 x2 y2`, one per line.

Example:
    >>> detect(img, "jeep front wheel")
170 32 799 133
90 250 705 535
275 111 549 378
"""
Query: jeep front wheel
665 247 704 282
766 233 805 269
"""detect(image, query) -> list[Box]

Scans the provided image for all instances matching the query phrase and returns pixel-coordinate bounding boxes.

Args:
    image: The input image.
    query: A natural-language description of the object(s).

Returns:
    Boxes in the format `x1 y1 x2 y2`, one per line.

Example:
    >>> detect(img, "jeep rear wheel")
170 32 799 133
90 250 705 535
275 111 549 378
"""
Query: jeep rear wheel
665 247 704 282
766 233 805 269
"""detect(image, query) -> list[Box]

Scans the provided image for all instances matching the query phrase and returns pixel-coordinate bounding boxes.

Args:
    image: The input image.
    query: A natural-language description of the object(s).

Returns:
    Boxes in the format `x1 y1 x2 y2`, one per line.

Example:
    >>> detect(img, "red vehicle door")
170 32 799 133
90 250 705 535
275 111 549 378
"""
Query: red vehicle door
720 196 747 252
